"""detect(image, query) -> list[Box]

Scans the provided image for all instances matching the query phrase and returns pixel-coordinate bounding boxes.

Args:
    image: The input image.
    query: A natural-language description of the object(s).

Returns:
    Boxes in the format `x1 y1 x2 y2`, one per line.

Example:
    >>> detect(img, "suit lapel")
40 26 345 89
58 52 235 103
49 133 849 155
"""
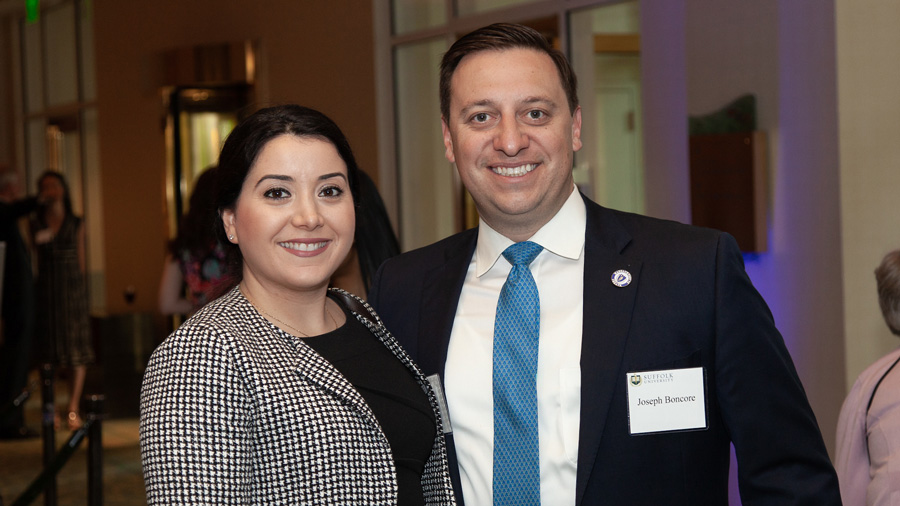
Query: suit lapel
287 333 384 432
417 229 477 505
576 199 642 505
416 229 478 377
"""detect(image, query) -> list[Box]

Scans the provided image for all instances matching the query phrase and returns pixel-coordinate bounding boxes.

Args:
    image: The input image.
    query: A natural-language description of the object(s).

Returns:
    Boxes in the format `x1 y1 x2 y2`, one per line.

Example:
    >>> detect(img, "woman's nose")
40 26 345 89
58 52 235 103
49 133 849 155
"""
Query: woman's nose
291 198 324 229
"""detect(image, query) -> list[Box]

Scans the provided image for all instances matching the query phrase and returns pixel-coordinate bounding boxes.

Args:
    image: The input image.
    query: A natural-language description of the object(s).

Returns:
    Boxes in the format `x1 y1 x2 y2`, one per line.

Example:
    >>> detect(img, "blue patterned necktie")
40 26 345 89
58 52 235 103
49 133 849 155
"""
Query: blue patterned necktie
493 240 543 505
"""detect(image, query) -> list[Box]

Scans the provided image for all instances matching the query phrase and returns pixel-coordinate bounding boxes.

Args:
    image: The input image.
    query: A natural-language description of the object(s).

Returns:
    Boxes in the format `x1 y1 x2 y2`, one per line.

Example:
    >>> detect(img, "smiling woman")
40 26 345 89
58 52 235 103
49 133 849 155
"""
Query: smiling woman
139 105 456 505
221 135 356 312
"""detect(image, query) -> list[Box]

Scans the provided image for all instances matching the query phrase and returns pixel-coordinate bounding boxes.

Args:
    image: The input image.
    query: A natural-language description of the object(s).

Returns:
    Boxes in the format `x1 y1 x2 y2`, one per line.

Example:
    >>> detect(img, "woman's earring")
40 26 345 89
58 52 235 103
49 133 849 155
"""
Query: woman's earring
228 234 234 241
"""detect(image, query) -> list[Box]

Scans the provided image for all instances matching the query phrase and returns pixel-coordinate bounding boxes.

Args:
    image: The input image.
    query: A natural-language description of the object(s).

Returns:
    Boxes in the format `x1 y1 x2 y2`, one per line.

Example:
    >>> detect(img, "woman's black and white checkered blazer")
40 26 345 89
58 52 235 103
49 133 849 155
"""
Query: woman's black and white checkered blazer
140 286 456 505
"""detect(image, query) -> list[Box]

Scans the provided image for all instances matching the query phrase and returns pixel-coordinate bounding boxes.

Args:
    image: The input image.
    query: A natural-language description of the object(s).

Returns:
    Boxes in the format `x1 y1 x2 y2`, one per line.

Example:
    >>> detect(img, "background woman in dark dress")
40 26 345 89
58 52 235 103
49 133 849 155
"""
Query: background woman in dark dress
30 170 94 431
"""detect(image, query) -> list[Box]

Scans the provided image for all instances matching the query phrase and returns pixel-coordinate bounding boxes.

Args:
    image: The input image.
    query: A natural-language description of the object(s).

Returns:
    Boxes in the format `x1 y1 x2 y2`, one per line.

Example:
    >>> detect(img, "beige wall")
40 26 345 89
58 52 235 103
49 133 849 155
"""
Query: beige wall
0 19 12 169
92 0 376 314
640 1 690 223
0 15 25 177
836 1 900 389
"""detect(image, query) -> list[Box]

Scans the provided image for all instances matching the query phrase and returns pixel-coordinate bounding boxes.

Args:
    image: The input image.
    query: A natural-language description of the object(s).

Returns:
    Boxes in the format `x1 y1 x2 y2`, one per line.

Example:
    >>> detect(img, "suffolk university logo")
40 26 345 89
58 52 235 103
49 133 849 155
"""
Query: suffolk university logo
630 374 642 386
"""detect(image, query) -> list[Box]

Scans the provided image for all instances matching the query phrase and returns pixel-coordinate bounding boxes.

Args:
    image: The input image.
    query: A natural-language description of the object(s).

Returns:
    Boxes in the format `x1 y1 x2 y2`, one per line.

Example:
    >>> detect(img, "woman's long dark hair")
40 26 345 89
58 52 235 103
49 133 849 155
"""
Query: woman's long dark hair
354 170 400 294
169 166 220 257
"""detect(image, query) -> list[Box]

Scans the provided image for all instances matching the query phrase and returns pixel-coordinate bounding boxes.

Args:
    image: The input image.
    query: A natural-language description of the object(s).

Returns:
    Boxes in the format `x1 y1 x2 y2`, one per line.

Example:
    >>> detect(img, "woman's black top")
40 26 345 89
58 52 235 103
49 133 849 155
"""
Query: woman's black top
304 306 436 506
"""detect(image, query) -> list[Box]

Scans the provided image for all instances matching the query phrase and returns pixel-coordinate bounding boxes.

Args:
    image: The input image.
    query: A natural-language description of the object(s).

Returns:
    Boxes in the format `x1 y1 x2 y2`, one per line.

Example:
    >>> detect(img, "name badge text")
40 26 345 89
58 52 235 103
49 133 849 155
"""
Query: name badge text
626 366 707 435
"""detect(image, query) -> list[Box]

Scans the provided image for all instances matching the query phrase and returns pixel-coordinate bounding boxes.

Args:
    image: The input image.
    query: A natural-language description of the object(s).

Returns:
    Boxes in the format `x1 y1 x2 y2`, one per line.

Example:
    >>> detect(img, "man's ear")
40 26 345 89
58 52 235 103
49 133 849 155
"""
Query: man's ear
441 117 456 164
571 106 583 153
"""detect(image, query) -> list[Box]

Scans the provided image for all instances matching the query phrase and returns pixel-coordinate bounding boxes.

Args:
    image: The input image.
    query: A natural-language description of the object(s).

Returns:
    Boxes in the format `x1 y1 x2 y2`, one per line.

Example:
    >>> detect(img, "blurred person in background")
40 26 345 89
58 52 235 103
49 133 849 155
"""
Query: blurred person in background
836 248 900 505
30 170 93 431
329 169 400 298
157 166 226 316
0 164 42 439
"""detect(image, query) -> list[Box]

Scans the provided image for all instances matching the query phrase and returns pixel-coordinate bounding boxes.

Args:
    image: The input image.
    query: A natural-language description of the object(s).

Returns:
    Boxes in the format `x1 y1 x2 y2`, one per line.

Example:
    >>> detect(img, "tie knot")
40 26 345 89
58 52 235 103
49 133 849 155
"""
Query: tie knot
502 241 543 267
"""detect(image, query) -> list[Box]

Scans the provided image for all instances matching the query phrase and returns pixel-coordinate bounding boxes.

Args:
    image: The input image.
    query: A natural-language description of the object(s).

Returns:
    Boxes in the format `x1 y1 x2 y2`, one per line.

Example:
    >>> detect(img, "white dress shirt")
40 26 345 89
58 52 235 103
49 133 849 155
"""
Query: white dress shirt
445 186 585 505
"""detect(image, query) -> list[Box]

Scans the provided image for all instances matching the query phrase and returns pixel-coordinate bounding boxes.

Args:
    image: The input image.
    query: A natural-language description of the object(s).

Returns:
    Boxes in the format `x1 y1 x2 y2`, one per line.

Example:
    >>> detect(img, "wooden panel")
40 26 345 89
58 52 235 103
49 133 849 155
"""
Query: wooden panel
594 34 640 53
163 41 253 86
689 131 767 252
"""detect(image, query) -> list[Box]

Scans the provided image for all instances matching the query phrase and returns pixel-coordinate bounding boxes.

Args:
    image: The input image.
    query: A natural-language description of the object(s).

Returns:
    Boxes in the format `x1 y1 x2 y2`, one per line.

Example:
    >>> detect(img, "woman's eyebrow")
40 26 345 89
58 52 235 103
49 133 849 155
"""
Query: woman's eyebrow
254 174 292 188
319 172 347 182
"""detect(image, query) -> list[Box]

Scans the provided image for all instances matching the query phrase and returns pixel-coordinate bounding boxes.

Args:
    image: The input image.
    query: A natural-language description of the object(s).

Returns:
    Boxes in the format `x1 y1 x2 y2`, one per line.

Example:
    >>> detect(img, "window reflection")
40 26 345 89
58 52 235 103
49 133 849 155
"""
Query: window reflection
570 1 644 213
394 38 458 251
393 0 446 34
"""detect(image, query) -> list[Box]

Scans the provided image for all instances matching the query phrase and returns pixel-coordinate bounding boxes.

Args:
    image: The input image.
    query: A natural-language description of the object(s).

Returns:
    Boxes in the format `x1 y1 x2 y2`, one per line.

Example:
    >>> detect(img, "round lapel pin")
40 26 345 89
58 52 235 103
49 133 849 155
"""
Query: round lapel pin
611 269 632 288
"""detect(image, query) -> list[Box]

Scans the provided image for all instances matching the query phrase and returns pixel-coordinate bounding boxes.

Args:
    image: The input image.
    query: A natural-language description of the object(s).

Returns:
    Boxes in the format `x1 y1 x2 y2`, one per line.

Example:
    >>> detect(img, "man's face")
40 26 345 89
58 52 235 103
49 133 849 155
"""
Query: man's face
0 173 20 202
441 48 582 240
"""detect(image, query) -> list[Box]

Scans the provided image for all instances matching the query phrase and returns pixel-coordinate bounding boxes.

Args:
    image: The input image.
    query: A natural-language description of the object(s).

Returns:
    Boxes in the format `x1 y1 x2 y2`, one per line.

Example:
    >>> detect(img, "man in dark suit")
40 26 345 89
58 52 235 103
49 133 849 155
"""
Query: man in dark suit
0 165 39 439
369 23 841 505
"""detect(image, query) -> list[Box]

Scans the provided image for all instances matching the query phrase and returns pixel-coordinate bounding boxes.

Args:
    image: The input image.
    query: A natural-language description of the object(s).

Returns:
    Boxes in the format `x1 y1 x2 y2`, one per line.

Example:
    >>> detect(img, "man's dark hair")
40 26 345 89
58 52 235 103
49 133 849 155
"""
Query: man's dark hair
439 22 579 120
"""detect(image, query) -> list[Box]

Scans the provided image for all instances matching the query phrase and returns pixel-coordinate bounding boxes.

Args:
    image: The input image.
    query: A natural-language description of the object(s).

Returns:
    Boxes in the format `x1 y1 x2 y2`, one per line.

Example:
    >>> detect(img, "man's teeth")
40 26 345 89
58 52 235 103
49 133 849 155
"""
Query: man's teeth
279 241 327 251
491 163 536 176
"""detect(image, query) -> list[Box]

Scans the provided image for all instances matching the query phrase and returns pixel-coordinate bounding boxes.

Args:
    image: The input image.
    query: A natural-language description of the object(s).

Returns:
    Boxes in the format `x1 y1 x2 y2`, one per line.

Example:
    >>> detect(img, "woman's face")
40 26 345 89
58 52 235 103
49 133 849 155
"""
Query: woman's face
221 134 355 296
39 176 65 203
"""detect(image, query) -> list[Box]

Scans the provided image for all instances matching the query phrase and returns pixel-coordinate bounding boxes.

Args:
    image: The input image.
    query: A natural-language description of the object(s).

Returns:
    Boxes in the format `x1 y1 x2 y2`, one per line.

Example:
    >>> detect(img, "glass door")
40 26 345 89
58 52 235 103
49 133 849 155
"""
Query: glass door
164 85 249 238
570 1 644 214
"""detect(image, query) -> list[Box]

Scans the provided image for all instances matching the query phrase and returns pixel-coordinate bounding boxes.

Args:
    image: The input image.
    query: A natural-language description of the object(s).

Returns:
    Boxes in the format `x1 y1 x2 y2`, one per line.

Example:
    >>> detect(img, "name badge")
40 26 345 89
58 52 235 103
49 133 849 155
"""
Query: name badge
426 374 453 434
625 367 707 435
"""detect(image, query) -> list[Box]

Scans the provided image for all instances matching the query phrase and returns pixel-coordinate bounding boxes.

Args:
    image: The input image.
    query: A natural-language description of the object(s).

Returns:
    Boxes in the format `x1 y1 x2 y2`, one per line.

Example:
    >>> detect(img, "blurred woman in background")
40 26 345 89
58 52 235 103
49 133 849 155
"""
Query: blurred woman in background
30 170 93 431
836 249 900 505
157 166 226 315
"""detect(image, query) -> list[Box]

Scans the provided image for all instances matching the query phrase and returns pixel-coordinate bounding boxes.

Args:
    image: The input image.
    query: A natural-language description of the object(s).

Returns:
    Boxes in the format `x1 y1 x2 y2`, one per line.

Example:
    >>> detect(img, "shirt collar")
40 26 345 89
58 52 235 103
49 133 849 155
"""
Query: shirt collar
474 185 586 277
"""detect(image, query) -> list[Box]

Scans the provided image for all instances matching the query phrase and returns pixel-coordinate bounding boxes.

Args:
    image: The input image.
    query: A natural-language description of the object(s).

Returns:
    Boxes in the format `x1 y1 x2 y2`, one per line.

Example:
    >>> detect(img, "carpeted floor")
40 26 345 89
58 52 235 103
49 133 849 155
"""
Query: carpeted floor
0 373 146 506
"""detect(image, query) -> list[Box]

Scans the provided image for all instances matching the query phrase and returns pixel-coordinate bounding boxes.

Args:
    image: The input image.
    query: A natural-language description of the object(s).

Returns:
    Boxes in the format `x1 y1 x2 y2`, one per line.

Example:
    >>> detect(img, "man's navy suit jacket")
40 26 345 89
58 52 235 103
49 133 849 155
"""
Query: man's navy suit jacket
369 195 841 505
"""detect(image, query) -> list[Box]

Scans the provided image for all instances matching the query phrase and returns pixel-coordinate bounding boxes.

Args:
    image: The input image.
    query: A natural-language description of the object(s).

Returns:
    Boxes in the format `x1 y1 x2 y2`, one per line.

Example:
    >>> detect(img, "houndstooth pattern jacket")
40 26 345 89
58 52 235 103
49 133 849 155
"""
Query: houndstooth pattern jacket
140 286 456 505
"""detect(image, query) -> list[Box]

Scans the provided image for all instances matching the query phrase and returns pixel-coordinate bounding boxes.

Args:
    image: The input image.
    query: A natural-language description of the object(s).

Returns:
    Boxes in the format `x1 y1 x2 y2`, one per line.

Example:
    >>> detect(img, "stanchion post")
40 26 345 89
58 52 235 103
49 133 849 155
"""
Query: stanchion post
86 394 105 506
39 364 57 506
10 425 89 506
